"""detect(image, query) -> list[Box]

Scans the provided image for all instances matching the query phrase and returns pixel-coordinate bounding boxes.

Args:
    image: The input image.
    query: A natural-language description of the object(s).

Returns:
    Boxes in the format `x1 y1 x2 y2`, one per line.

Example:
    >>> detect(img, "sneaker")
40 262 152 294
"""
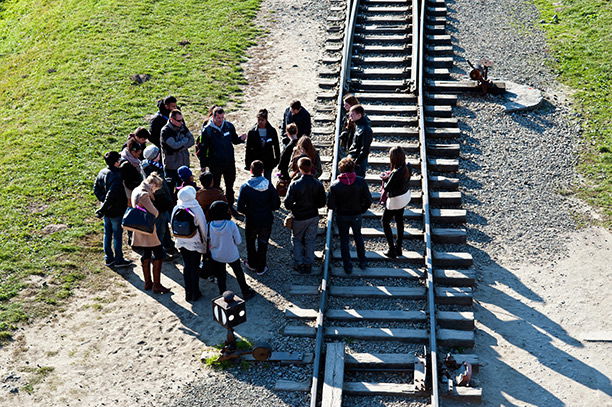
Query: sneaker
256 266 269 276
113 259 133 268
242 259 256 272
105 260 115 268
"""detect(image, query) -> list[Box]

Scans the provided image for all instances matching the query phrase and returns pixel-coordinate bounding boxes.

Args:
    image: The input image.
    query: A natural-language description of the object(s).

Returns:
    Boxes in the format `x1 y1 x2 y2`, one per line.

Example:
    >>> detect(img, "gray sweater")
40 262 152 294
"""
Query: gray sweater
160 122 195 170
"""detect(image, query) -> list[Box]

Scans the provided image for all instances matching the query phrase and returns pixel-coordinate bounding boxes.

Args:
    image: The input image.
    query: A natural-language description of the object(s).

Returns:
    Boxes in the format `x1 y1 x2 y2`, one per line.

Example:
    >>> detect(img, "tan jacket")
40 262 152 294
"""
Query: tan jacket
196 187 227 219
130 184 161 248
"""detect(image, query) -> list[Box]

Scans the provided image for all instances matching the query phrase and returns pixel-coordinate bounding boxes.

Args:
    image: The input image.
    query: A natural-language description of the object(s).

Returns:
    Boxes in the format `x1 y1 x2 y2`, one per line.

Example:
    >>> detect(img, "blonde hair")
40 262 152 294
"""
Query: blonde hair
145 172 164 189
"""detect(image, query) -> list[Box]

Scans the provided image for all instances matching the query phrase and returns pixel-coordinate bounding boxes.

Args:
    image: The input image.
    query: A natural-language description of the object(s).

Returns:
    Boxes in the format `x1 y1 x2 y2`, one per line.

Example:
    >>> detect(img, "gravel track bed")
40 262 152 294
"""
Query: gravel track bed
343 396 428 407
329 297 427 311
344 341 426 355
447 0 581 266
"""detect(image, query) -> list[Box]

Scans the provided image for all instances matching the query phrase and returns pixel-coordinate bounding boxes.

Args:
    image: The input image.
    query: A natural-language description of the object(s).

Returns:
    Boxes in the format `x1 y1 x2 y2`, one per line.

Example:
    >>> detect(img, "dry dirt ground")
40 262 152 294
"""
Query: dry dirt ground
1 0 611 406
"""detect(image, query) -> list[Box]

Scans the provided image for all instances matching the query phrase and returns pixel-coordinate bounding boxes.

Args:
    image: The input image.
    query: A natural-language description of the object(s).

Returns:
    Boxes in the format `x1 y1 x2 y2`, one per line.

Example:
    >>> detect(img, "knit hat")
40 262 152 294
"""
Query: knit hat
143 145 160 161
177 166 193 181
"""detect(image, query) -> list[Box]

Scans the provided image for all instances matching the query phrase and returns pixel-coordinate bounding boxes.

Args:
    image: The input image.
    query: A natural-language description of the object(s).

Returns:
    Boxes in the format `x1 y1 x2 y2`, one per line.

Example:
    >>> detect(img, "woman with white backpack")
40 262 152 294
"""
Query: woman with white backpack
171 186 207 302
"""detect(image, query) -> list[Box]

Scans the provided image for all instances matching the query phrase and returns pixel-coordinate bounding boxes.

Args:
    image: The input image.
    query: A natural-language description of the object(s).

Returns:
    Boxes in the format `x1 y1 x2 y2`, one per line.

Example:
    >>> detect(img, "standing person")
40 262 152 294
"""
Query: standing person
171 186 207 302
160 109 195 189
237 160 281 276
284 157 326 274
244 109 280 181
120 137 146 177
131 173 171 293
197 106 247 216
277 123 299 181
327 158 372 273
281 100 312 141
380 147 412 258
119 138 145 207
149 96 177 147
142 145 179 259
347 104 373 177
339 94 360 150
207 201 256 300
289 136 323 179
196 171 228 220
94 151 132 268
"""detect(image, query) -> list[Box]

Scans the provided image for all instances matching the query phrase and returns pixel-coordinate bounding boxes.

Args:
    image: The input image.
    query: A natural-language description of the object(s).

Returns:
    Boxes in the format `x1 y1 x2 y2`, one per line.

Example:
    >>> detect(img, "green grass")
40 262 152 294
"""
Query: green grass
533 0 611 224
203 338 253 369
0 0 260 342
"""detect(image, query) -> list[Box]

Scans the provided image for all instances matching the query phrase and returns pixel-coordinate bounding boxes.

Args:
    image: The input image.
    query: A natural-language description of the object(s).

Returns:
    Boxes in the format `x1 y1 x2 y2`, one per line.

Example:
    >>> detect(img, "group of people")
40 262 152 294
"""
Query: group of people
94 93 412 302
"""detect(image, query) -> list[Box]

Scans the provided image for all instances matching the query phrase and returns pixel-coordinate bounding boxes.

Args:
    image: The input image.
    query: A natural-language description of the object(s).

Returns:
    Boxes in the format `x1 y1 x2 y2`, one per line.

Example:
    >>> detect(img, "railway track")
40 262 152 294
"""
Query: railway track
277 0 480 405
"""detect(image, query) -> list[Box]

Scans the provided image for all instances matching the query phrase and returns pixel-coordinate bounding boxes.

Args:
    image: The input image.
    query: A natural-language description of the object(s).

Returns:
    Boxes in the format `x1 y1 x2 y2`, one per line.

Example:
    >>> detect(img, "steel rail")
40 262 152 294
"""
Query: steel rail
416 0 440 405
309 1 359 406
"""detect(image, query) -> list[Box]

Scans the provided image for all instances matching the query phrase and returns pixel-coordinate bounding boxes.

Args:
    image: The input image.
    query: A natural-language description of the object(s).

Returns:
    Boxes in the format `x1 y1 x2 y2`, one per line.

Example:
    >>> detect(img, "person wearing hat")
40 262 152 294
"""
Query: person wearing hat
142 145 179 259
176 165 198 192
207 200 256 301
244 108 280 181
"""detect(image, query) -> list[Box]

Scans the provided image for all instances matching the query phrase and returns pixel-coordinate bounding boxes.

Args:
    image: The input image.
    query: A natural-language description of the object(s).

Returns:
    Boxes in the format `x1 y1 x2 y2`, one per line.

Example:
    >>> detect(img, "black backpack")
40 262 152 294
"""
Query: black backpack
171 208 197 238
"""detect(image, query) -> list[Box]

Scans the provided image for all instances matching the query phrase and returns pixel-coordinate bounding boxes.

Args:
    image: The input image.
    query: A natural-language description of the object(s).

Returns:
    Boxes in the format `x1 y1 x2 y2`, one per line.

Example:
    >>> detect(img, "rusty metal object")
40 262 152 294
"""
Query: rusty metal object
467 58 503 95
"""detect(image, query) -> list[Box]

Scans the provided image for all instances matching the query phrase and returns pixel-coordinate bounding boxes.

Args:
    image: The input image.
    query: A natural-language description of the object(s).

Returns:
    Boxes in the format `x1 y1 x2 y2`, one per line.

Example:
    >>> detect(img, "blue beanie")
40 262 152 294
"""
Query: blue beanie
177 166 192 181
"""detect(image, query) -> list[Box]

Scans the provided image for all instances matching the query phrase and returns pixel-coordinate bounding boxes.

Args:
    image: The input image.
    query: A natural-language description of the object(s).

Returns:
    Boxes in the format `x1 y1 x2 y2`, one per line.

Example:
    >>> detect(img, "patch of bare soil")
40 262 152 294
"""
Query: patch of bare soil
0 0 329 406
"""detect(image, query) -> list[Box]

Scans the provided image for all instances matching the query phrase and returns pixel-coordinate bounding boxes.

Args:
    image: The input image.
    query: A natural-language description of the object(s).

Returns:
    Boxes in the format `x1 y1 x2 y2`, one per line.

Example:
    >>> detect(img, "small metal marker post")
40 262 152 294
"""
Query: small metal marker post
211 290 271 362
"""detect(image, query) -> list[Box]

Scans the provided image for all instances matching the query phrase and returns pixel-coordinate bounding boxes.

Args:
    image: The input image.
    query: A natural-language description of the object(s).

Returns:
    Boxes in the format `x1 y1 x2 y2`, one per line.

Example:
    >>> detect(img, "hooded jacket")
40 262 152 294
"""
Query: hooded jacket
94 166 127 218
245 122 280 170
171 186 207 253
160 122 195 171
197 119 243 170
327 172 372 216
348 115 373 166
237 176 281 227
208 219 241 263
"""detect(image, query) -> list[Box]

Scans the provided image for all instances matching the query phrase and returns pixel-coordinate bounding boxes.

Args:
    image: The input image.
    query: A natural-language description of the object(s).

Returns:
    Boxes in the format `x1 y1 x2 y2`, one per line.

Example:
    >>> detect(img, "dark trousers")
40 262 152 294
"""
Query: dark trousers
336 214 365 271
164 168 179 192
212 259 250 297
179 248 202 300
245 223 272 272
355 159 368 177
156 211 176 252
382 208 404 250
263 167 273 181
140 245 164 260
211 165 236 205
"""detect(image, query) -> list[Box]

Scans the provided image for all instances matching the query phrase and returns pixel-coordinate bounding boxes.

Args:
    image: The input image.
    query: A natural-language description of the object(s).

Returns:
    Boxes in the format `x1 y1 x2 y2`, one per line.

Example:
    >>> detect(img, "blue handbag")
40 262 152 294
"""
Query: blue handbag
122 205 156 235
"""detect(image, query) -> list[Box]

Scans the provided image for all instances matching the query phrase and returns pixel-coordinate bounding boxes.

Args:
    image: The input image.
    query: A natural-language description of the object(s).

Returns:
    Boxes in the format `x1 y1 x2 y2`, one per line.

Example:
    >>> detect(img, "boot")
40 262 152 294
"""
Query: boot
141 258 153 291
152 259 171 294
395 239 403 257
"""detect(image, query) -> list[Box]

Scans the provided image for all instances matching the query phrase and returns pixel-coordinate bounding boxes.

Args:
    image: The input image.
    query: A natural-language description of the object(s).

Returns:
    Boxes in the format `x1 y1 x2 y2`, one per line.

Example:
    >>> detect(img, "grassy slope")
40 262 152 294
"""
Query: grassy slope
0 0 259 340
533 0 611 223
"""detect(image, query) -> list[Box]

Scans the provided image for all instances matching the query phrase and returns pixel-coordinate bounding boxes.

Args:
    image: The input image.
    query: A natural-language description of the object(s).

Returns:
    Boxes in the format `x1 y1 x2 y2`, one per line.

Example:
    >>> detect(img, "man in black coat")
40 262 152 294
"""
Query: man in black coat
149 96 177 147
237 160 281 275
197 106 247 215
347 104 373 177
284 157 326 274
327 157 372 273
94 151 131 268
281 100 312 142
244 109 280 181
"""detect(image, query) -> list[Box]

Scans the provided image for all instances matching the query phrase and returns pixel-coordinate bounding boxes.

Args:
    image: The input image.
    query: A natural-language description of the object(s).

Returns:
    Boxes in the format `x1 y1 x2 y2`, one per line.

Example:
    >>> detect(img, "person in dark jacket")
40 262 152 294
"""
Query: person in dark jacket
339 94 360 151
119 142 144 208
244 109 280 180
149 96 177 147
277 123 299 181
160 109 195 189
347 104 373 177
284 157 326 274
197 106 247 214
94 151 131 268
327 157 372 273
196 172 228 220
237 160 281 276
381 147 412 258
281 100 312 142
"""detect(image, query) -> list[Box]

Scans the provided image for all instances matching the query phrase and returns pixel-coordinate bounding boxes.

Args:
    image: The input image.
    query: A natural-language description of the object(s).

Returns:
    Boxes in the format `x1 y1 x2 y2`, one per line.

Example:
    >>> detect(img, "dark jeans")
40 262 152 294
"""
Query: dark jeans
355 159 368 177
382 208 404 250
164 168 179 192
263 168 273 181
211 165 237 205
336 214 365 271
212 259 250 297
179 248 202 299
245 223 272 272
103 216 125 263
156 211 175 252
